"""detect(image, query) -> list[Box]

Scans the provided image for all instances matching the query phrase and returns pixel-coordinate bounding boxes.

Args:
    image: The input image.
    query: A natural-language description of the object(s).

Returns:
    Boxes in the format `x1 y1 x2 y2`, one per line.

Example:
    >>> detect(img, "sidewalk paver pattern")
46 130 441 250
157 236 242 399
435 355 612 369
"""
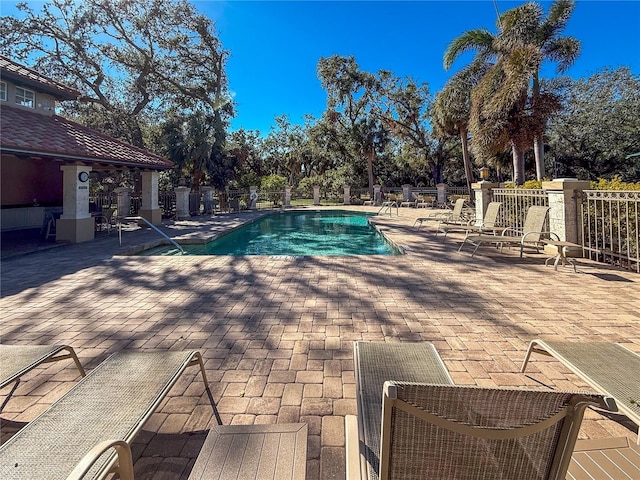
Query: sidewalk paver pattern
1 206 639 479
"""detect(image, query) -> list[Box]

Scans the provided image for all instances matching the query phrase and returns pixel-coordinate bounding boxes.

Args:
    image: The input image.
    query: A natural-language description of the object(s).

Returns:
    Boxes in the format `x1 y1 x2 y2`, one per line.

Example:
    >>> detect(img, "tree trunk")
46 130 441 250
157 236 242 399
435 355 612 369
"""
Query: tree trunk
460 126 475 198
511 142 525 185
534 135 545 180
365 147 375 191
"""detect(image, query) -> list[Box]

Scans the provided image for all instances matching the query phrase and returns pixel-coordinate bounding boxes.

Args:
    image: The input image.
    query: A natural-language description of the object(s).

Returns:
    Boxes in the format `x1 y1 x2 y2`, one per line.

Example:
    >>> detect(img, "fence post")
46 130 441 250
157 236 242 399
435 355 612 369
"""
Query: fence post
139 171 161 225
472 181 498 226
542 178 590 243
201 186 214 214
249 186 258 210
175 186 191 219
115 187 131 219
436 183 447 207
402 184 411 202
313 185 320 205
284 186 291 207
343 185 351 205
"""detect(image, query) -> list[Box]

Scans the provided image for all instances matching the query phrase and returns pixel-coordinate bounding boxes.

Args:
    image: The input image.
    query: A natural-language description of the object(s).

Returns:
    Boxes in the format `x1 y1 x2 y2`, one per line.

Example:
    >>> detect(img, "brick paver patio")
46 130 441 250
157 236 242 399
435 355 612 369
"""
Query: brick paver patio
1 206 639 479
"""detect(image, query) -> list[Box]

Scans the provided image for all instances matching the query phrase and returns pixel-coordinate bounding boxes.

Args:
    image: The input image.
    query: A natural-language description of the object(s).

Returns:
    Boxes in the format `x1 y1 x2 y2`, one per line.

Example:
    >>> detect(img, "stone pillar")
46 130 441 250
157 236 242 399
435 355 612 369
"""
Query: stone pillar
542 178 590 243
57 165 94 243
472 181 498 226
436 183 447 207
402 184 412 202
175 186 191 219
139 171 161 225
343 185 351 205
313 185 320 205
249 186 258 210
284 186 292 207
373 184 381 205
201 186 214 214
115 187 131 220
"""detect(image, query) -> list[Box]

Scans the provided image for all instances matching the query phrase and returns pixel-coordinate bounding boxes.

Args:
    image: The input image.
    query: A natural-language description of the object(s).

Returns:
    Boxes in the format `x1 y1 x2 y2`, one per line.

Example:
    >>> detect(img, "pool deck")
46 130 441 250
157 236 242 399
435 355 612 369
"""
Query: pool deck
1 205 639 479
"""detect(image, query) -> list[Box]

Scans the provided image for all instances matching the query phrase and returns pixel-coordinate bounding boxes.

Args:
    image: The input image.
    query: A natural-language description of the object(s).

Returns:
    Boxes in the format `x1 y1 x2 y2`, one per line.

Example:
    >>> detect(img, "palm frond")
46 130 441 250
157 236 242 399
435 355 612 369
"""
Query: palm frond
443 29 495 70
545 37 580 73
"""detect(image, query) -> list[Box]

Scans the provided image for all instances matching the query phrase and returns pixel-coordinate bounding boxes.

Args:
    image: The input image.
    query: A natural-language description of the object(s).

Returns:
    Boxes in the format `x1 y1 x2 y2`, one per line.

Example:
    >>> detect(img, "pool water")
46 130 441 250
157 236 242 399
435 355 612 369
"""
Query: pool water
140 210 401 256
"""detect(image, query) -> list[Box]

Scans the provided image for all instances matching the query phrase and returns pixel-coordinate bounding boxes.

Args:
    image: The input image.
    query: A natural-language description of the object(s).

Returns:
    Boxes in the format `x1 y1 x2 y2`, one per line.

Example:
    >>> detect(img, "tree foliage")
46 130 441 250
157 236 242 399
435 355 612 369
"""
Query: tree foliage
1 0 232 147
547 68 640 181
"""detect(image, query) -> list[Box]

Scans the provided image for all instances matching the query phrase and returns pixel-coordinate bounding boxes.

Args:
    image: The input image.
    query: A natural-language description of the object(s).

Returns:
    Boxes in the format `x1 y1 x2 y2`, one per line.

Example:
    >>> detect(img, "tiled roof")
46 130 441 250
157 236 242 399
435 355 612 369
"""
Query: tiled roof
0 56 80 100
1 106 174 169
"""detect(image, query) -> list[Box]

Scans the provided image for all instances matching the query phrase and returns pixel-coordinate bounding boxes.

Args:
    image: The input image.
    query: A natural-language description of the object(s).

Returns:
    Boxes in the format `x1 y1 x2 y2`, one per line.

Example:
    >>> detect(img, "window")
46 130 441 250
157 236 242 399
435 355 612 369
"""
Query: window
16 86 35 108
0 81 6 101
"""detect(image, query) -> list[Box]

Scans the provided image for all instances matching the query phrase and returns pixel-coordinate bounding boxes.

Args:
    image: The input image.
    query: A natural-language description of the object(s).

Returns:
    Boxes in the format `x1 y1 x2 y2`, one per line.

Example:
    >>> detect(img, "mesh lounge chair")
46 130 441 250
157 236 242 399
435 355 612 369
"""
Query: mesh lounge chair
521 339 640 444
413 198 468 230
376 381 613 480
0 349 222 480
345 341 615 480
0 344 86 412
458 205 555 256
437 201 502 240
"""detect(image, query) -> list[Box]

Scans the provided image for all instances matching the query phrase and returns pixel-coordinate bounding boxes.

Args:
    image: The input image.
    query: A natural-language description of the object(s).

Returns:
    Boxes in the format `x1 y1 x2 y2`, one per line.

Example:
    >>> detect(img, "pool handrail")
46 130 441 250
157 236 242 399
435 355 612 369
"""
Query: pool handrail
118 216 185 255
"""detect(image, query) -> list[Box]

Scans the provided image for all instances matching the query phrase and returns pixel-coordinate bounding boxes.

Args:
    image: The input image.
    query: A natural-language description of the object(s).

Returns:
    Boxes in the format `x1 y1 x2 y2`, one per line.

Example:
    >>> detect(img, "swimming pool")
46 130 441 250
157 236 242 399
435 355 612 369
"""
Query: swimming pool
139 210 402 256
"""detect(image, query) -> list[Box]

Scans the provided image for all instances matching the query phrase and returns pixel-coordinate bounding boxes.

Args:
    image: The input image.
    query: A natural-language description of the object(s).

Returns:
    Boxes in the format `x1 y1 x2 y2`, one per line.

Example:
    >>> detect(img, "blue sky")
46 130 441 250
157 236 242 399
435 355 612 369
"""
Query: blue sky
200 0 640 134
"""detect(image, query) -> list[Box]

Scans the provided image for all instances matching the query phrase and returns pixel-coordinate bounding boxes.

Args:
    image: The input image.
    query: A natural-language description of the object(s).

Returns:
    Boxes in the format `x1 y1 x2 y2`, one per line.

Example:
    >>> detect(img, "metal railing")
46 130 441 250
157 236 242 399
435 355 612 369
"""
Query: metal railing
492 188 549 232
118 216 185 255
581 190 640 273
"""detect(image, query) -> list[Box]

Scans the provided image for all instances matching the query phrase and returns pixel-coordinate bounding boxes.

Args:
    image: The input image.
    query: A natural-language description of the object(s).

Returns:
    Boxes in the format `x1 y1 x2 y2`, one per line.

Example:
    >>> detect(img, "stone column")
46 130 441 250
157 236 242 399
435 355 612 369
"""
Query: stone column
373 184 381 205
343 185 351 205
57 165 94 243
472 181 498 226
313 185 320 205
139 171 161 225
402 184 412 202
201 186 214 214
436 183 447 207
284 186 292 207
249 186 258 210
175 186 191 219
115 187 131 220
542 178 590 243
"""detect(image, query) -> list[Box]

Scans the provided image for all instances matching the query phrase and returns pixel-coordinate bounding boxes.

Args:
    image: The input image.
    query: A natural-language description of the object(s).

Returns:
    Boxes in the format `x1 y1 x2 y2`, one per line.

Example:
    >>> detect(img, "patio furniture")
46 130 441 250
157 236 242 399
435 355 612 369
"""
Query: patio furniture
543 240 583 272
458 205 554 257
437 201 502 240
0 343 86 412
413 198 468 230
521 339 640 443
346 341 614 480
188 423 308 480
568 436 640 479
345 341 454 480
0 349 222 480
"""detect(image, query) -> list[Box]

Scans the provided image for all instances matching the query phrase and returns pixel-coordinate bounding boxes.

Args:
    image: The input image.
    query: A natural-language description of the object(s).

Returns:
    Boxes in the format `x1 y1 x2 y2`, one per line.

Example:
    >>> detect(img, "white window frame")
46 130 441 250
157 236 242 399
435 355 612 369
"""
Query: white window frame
0 81 6 101
15 86 35 108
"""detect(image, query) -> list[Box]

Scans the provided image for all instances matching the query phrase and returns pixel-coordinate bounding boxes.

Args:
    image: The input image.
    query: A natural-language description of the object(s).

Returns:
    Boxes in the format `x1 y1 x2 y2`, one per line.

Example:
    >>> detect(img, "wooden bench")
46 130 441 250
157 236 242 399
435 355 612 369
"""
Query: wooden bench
0 350 221 480
188 423 308 480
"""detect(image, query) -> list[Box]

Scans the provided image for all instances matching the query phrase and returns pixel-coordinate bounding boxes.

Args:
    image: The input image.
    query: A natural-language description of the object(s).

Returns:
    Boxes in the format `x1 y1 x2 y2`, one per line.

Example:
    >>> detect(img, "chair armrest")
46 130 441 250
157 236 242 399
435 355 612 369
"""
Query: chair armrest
67 439 134 480
345 415 363 480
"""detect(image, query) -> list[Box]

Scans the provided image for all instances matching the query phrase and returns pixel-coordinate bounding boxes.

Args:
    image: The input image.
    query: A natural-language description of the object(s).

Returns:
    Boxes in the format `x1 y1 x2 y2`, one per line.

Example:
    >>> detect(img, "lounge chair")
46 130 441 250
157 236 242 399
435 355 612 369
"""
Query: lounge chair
436 201 502 240
346 341 614 480
0 349 222 480
458 205 554 256
400 192 419 208
413 198 468 230
521 339 640 444
568 436 640 479
0 344 86 412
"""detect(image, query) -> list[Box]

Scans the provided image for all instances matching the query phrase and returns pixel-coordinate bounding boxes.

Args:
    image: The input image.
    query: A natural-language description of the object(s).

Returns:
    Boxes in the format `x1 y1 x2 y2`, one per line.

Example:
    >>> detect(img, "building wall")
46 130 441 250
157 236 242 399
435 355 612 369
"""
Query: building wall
1 154 63 207
1 78 57 115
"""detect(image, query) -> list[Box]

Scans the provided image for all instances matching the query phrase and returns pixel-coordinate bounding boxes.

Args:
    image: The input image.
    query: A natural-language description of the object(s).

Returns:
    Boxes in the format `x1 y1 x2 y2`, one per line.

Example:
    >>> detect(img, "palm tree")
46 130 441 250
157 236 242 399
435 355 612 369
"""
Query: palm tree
443 1 579 183
500 0 580 179
432 64 489 195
